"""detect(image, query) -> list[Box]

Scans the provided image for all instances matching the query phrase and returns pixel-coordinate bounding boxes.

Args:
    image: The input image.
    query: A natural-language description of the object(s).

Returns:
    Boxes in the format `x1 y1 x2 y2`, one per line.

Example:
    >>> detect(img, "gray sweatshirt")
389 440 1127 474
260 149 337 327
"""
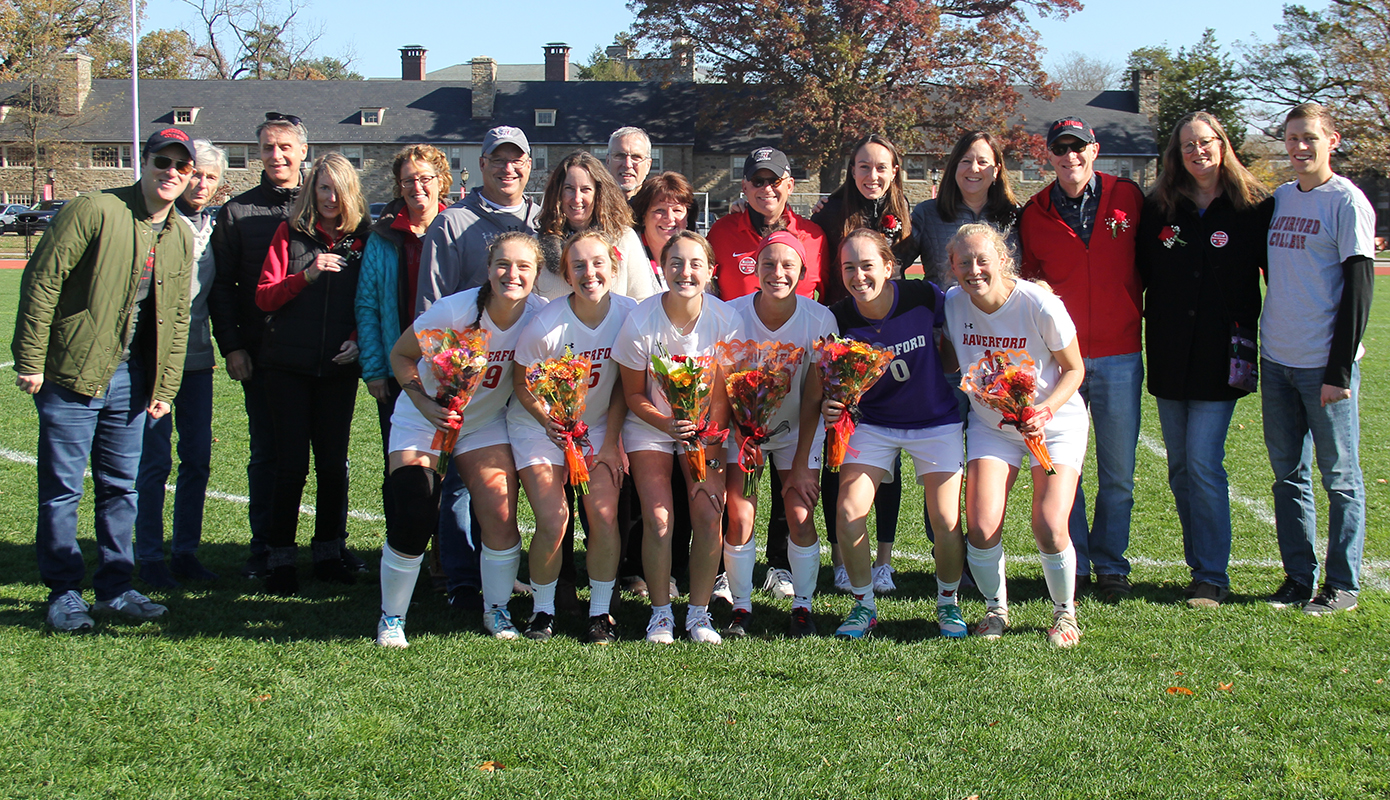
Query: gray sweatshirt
414 189 542 315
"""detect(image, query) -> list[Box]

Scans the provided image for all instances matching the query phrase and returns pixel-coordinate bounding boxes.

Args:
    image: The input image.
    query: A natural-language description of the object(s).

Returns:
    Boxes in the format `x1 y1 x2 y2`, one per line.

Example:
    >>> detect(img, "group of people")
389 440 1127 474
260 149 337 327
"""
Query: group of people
14 100 1374 648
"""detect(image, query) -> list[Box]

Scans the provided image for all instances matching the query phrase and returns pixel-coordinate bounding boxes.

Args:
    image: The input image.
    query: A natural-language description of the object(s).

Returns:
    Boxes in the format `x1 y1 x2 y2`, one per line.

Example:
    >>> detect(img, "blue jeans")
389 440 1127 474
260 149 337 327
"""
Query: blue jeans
34 363 148 602
1067 351 1141 577
135 369 214 563
1156 398 1237 587
437 465 481 592
1261 359 1365 592
240 366 276 557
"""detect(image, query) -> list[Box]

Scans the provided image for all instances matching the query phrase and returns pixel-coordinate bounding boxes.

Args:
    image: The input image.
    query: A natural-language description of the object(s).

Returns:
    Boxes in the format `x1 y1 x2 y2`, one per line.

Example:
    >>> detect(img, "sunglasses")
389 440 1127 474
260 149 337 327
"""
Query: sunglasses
747 174 786 189
152 155 194 175
1049 140 1090 156
264 112 304 127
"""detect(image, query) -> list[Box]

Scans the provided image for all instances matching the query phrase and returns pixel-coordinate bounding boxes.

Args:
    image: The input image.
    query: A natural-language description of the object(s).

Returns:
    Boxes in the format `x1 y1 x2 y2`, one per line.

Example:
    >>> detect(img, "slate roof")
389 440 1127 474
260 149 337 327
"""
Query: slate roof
422 63 583 82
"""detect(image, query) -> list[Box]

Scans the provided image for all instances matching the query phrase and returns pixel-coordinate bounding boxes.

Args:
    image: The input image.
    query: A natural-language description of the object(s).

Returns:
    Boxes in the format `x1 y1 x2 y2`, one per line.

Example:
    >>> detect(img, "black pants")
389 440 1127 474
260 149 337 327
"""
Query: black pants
263 370 357 547
374 378 402 536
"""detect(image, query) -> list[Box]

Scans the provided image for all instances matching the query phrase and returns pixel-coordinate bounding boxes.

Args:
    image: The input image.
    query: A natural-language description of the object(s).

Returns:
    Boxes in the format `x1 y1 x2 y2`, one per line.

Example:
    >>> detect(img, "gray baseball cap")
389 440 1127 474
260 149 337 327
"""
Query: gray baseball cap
482 126 531 156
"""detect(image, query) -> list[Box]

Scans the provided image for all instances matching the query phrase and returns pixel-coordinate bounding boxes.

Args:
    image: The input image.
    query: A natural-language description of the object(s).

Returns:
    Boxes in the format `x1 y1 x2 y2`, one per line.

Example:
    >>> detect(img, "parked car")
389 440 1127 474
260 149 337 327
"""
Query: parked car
369 202 387 222
13 200 67 235
0 203 32 233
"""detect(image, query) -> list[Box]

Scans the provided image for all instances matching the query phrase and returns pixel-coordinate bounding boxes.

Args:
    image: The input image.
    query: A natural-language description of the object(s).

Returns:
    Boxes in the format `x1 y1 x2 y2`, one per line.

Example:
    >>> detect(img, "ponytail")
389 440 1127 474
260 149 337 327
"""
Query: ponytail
470 281 493 331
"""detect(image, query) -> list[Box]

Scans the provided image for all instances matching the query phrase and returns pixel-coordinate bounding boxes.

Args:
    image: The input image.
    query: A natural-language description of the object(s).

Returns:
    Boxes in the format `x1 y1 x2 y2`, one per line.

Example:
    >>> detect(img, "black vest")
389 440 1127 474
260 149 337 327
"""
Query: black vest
259 222 366 377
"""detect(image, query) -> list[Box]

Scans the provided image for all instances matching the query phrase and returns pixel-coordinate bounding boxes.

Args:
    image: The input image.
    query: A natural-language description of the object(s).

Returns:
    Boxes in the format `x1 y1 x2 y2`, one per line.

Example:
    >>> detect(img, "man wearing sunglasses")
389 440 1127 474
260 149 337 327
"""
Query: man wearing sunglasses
707 147 827 300
13 128 196 631
1019 117 1146 604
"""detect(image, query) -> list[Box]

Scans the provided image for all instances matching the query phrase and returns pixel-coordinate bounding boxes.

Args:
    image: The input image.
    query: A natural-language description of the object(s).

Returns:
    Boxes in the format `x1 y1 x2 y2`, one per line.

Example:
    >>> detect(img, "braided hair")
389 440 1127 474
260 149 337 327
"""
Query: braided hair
472 232 542 330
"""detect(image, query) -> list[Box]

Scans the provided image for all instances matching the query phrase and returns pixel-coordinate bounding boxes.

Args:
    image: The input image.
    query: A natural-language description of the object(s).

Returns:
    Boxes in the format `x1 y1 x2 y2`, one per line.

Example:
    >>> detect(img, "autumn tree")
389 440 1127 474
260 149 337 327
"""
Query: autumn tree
1126 30 1245 156
0 0 125 76
628 0 1079 186
90 29 204 79
1050 52 1123 92
1241 0 1390 174
577 47 642 81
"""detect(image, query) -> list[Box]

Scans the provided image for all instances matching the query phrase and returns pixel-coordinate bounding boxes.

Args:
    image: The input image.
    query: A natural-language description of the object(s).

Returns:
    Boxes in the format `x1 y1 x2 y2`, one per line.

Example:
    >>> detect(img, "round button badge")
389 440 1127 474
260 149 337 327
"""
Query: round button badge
1210 231 1229 248
739 255 757 275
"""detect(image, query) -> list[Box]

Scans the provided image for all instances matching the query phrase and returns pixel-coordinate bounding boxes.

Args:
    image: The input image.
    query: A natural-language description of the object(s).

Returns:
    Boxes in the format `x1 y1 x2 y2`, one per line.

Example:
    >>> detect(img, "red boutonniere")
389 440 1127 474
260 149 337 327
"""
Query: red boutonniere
1159 225 1187 249
880 214 901 239
1104 209 1129 239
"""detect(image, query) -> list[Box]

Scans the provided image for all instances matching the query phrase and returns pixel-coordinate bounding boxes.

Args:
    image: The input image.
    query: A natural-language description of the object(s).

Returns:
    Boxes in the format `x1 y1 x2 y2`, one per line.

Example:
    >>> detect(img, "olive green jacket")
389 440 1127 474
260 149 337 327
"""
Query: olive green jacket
12 183 193 401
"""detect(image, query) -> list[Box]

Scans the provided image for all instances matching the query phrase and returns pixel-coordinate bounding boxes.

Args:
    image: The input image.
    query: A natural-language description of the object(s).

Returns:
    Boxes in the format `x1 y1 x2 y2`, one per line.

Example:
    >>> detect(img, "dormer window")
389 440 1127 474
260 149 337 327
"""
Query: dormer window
173 107 201 125
361 108 384 126
535 109 556 127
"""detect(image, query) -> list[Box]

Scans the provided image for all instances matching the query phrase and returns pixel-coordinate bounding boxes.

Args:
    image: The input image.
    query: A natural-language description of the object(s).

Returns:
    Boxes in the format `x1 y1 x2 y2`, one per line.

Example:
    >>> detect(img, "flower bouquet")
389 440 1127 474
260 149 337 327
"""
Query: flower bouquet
715 339 805 497
960 349 1056 474
650 345 727 482
416 326 492 473
525 348 594 494
811 334 895 472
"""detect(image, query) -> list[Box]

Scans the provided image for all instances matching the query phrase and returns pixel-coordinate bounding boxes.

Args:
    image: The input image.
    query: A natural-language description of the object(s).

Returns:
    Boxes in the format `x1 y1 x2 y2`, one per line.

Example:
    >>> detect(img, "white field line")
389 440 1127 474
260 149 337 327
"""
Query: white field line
0 362 13 369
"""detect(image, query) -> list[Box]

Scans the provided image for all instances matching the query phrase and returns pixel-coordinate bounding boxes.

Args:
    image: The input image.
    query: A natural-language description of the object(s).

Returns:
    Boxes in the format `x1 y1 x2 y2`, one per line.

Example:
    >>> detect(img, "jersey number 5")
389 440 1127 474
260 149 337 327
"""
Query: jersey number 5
889 359 911 383
588 363 602 389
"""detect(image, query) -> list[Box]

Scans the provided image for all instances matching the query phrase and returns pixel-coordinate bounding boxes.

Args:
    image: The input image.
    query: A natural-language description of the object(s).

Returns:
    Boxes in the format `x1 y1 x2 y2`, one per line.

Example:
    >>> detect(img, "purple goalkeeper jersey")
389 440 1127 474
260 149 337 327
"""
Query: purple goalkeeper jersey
828 279 960 430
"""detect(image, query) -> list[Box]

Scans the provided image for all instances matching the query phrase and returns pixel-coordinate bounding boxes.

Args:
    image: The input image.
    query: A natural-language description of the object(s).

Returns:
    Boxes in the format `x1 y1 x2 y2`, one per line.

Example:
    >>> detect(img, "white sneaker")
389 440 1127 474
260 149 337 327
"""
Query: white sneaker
47 590 93 632
645 611 676 644
711 572 733 606
92 589 167 621
376 615 408 648
483 607 520 640
833 565 851 592
686 608 723 644
761 567 794 600
872 563 897 594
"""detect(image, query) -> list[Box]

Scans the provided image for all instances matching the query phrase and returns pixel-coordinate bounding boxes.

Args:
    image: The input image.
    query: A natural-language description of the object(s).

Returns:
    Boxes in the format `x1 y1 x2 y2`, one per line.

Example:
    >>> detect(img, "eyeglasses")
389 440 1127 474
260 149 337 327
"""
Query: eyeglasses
1181 136 1220 155
747 174 786 189
609 153 649 164
264 112 304 127
1049 141 1090 156
152 155 194 175
487 156 528 169
399 174 438 188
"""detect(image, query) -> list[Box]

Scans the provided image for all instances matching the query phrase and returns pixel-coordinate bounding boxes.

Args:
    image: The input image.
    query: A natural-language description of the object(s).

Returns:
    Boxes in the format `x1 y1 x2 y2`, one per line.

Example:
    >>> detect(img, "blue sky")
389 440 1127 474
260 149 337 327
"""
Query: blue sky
142 0 1298 80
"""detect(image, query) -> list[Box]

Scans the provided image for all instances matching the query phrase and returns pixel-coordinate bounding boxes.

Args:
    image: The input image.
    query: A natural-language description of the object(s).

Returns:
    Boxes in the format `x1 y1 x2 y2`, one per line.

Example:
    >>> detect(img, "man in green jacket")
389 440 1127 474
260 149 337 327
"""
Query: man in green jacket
12 128 195 631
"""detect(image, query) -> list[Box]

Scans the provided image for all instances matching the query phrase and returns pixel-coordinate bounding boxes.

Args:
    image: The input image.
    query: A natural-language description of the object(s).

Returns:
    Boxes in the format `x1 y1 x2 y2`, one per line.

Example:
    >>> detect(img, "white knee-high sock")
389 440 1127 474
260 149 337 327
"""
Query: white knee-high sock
723 539 757 612
967 541 1008 610
481 543 522 611
588 578 616 618
531 578 557 616
1040 545 1077 614
380 544 424 620
787 540 821 610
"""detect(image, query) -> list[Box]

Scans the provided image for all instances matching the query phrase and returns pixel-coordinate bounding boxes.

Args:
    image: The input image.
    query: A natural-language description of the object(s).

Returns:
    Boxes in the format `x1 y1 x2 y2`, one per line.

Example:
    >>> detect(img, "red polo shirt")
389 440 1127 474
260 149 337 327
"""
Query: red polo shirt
706 209 829 301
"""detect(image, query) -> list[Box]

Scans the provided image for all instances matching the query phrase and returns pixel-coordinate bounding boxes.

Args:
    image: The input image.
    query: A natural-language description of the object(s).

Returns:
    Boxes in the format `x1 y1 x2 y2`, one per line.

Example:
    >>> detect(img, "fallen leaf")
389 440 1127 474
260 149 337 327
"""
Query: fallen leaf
1377 478 1386 484
725 718 736 725
1341 668 1350 674
1174 671 1185 676
895 715 904 721
478 761 504 772
988 721 999 727
1166 687 1194 696
1237 424 1245 430
964 796 981 800
821 756 831 767
253 694 271 702
1218 683 1233 691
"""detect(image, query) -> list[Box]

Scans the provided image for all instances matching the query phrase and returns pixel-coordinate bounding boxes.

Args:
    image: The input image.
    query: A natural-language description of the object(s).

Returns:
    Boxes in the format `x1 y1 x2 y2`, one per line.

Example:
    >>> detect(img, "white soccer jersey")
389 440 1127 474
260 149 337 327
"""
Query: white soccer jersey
944 280 1087 437
410 288 547 436
508 293 638 431
727 293 838 452
612 292 741 428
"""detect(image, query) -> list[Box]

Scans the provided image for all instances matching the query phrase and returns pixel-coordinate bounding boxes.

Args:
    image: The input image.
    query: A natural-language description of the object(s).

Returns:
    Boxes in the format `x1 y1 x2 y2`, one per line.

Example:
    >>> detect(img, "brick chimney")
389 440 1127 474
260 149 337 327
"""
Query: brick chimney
57 53 93 116
472 56 497 119
400 45 426 81
544 43 571 82
1131 68 1160 132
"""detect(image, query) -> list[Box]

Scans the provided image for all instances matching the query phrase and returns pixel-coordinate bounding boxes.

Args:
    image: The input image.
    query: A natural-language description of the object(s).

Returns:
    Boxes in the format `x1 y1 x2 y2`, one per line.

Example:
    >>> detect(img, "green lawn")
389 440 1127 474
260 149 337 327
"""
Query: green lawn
0 270 1386 798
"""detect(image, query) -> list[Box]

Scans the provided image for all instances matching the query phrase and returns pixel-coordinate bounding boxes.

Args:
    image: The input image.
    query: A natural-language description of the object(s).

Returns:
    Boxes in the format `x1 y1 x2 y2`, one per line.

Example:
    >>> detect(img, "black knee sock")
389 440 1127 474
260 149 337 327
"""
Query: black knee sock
387 465 441 557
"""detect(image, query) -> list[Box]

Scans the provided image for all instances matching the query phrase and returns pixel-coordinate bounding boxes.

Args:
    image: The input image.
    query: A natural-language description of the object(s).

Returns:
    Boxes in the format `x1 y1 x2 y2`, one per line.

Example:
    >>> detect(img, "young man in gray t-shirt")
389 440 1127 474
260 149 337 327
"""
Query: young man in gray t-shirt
1260 103 1376 615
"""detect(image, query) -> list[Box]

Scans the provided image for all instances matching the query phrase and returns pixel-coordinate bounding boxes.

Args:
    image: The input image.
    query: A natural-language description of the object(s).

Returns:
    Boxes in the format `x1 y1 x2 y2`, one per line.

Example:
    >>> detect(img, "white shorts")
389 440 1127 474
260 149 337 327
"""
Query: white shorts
964 410 1088 473
843 422 964 480
509 416 609 470
388 393 509 456
726 428 824 471
622 413 683 455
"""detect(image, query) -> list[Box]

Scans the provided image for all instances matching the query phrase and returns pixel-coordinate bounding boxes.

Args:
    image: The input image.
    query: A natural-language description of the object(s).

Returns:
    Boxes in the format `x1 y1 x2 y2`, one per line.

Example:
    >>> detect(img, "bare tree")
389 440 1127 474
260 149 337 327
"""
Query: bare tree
1049 51 1123 91
179 0 341 80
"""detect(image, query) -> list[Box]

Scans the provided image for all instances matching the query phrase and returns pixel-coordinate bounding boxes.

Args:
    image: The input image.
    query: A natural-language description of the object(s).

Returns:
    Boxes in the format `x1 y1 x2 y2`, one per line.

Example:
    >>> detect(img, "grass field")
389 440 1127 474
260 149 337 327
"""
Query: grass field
0 269 1386 799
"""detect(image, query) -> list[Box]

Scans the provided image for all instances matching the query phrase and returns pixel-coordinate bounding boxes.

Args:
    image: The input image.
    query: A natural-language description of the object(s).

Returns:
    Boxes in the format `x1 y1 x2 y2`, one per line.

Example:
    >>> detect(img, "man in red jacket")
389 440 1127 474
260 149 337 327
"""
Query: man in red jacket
1019 117 1145 603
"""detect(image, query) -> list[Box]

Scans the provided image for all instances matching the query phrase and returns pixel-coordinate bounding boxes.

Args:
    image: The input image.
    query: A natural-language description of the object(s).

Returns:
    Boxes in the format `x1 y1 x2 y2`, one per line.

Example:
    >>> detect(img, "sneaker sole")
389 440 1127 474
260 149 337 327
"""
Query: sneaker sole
1304 604 1357 615
376 637 408 649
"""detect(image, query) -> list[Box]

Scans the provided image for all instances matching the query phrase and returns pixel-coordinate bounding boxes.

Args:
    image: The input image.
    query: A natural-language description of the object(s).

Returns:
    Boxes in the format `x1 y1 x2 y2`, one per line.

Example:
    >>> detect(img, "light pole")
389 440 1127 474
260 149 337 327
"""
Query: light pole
130 0 140 182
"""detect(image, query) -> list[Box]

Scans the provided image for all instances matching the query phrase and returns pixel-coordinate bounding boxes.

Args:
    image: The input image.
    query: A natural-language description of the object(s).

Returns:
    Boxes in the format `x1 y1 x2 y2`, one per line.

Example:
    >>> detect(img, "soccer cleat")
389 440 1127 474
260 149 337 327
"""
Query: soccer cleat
1047 610 1082 648
761 567 795 600
483 608 520 640
686 608 723 644
645 612 676 644
973 607 1009 640
711 572 733 606
871 563 897 594
834 604 878 639
723 608 752 639
524 611 555 641
936 603 968 638
92 589 168 622
1303 586 1358 615
341 545 370 574
376 615 408 648
788 606 817 639
1267 576 1314 609
448 585 483 615
587 614 618 645
833 565 851 592
47 590 94 632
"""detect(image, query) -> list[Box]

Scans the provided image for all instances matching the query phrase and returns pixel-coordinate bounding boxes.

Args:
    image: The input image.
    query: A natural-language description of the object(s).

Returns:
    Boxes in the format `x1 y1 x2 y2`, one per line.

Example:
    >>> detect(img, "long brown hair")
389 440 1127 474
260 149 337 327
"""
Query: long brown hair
1151 111 1268 220
289 152 366 237
471 232 542 330
537 150 634 238
834 134 912 245
935 131 1019 229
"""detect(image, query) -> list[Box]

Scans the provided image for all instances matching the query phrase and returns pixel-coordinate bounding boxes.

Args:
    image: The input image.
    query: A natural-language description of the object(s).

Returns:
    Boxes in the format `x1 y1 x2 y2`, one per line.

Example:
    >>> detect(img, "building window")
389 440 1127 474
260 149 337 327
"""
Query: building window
91 145 132 169
341 145 363 169
449 147 465 172
730 155 742 185
590 145 608 160
535 109 556 127
531 145 548 177
1096 157 1132 179
173 107 201 125
6 192 33 204
226 145 248 170
649 147 663 173
3 146 35 167
905 158 926 181
790 167 808 180
360 108 382 125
